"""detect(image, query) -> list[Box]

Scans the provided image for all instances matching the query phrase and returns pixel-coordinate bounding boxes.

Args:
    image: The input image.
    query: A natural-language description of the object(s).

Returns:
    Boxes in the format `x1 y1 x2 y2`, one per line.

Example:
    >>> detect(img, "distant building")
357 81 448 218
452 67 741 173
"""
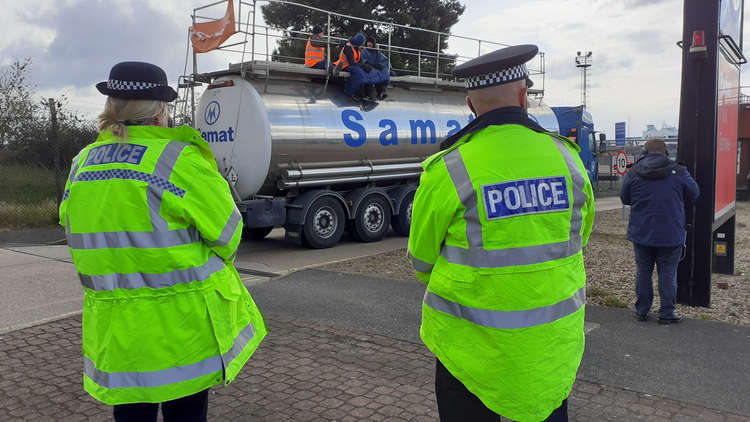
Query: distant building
643 124 678 139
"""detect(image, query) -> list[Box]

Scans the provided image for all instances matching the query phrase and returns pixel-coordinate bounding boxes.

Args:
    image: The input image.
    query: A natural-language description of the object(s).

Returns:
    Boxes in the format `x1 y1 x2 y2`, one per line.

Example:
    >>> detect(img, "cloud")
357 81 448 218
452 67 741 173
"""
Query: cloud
32 0 184 88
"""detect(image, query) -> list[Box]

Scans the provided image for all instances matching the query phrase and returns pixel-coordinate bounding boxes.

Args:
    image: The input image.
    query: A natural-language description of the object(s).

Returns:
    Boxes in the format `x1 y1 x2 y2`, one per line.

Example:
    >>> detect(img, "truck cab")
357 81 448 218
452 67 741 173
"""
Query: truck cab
551 106 600 183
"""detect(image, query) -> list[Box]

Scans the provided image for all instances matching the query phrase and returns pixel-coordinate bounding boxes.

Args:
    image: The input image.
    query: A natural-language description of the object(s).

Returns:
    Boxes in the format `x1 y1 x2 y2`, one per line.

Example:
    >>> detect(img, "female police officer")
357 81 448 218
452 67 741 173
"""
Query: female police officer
59 61 266 421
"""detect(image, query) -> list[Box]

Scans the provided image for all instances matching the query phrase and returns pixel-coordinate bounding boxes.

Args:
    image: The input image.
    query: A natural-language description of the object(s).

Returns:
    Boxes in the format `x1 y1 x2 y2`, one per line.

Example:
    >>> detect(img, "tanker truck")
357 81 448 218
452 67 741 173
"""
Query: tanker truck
194 62 560 248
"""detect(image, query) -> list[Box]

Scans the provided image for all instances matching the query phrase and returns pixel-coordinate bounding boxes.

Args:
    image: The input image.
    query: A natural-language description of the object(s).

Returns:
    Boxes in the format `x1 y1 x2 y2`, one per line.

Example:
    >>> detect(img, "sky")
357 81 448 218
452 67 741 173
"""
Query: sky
1 0 748 138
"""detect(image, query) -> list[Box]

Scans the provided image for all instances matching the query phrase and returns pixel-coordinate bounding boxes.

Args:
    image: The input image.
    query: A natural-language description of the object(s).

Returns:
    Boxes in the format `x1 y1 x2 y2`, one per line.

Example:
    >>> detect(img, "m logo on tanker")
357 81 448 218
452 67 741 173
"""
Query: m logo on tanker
199 100 235 143
341 109 464 147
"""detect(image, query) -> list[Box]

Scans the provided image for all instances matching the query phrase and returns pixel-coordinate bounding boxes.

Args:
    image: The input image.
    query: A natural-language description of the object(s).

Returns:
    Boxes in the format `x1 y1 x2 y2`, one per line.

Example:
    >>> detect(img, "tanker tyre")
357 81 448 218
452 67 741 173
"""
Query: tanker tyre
391 191 414 237
302 197 346 249
242 226 273 241
352 194 392 243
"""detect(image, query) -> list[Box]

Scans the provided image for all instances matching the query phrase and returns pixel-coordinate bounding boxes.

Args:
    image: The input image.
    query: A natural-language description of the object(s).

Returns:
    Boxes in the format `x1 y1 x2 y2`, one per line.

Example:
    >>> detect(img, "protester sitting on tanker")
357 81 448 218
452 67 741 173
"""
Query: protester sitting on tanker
332 33 373 101
59 61 266 422
620 138 699 324
305 25 331 70
362 36 390 100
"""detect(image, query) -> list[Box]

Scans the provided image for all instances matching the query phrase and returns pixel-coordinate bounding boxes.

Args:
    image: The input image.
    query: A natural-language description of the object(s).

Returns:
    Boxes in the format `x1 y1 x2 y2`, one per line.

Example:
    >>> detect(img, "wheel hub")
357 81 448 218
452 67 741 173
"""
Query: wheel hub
314 207 336 238
363 203 384 232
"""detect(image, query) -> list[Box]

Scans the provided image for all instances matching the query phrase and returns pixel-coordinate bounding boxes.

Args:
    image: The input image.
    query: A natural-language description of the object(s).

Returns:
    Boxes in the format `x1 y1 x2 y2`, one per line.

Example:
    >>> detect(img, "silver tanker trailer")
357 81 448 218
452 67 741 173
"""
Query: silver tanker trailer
194 62 559 248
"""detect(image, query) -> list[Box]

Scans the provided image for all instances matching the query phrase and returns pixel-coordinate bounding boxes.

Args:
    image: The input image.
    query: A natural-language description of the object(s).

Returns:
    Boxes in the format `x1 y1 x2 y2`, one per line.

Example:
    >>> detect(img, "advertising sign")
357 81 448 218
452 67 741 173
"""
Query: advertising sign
720 0 743 48
715 0 742 221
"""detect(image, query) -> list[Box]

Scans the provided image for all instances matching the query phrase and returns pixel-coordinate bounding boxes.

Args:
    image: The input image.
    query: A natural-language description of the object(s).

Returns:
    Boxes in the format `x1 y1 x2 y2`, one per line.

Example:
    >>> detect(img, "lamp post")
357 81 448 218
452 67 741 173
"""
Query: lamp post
575 51 592 109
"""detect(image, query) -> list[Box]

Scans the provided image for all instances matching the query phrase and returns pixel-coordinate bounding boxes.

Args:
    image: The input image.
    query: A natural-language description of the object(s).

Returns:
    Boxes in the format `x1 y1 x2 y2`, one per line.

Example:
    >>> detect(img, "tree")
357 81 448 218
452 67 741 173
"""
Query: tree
261 0 465 76
0 59 97 169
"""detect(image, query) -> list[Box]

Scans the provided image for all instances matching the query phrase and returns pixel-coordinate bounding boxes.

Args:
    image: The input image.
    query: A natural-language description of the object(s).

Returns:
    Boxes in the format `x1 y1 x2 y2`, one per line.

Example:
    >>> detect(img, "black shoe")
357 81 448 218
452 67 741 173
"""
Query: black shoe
351 94 363 102
377 93 388 100
633 312 649 322
658 313 682 325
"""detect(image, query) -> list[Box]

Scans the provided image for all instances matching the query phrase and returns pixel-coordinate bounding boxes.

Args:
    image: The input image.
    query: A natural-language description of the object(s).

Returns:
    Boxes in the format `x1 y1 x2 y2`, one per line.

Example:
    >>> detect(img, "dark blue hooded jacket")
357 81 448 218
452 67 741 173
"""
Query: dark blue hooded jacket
620 153 700 247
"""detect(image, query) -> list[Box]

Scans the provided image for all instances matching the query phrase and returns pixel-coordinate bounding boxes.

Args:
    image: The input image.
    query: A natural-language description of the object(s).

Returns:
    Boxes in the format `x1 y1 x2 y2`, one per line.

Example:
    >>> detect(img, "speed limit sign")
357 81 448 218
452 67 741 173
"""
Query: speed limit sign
615 151 628 175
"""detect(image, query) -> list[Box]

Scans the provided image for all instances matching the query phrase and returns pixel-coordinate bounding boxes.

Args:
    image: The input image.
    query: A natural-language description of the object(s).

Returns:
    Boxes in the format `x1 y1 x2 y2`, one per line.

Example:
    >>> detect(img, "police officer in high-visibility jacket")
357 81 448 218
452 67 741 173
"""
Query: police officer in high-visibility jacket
408 45 595 422
59 61 266 422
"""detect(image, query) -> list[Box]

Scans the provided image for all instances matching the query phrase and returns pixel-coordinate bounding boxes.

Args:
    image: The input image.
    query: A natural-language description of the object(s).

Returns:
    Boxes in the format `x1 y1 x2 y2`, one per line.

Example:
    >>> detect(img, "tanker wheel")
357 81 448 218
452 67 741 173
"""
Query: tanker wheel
242 226 273 241
391 190 414 237
352 194 392 243
302 197 345 249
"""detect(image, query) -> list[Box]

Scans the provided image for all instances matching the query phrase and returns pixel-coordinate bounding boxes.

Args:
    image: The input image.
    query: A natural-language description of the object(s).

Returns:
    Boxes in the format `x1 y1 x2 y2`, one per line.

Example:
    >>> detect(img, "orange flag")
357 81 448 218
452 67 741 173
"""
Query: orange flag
190 0 236 54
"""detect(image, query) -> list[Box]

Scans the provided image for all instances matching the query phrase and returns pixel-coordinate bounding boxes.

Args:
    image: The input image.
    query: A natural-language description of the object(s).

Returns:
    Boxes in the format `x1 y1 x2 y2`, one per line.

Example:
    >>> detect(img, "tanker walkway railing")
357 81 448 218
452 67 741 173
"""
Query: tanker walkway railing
182 0 546 121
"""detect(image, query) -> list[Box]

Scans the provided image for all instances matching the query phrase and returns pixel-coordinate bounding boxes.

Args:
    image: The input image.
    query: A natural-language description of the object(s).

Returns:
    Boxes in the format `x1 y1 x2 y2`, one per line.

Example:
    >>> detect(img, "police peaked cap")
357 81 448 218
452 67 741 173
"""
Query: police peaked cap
453 44 538 90
97 61 178 102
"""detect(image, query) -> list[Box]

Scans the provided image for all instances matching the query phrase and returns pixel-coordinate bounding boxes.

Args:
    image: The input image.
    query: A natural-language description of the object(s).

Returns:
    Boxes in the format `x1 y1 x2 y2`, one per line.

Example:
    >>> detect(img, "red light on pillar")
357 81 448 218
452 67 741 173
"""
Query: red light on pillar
690 30 707 53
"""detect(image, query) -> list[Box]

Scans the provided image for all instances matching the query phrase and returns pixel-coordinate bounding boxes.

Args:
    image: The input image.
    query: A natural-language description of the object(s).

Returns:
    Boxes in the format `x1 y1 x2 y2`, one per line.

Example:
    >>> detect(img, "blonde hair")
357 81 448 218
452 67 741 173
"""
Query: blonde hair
98 97 167 139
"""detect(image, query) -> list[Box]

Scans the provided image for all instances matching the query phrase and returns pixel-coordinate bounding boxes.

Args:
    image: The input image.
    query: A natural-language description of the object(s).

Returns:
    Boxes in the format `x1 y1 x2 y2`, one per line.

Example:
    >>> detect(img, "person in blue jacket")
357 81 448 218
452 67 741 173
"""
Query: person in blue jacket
362 37 390 100
620 139 699 324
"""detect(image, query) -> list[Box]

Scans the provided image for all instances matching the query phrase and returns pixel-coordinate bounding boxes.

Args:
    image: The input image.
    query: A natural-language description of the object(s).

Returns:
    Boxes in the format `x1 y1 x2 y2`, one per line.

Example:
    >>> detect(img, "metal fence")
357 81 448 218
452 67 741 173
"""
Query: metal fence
0 99 87 230
0 150 69 230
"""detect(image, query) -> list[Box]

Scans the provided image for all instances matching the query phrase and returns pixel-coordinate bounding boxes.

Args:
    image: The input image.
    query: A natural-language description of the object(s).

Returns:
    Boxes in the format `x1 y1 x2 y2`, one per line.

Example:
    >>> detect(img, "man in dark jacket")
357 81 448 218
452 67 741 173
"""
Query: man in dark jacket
620 139 699 324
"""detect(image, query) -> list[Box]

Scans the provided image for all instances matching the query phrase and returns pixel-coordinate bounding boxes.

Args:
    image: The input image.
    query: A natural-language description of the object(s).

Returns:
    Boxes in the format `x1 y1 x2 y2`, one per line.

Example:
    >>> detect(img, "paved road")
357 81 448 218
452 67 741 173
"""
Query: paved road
0 230 409 334
1 269 748 421
252 269 750 416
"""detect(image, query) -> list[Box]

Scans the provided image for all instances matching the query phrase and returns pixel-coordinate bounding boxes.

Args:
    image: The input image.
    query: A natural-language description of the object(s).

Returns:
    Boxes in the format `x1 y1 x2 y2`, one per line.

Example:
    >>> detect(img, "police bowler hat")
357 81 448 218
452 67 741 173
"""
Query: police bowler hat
97 61 178 102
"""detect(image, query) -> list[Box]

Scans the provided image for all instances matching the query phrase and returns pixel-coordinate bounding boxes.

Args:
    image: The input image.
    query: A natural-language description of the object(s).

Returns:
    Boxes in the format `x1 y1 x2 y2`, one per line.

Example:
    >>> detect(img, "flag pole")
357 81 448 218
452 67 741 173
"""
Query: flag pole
191 9 198 126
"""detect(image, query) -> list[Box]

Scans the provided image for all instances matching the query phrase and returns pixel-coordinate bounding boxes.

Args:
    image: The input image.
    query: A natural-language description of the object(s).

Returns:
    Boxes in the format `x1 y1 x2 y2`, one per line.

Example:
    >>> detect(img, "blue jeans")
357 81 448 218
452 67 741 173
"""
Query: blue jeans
633 243 682 318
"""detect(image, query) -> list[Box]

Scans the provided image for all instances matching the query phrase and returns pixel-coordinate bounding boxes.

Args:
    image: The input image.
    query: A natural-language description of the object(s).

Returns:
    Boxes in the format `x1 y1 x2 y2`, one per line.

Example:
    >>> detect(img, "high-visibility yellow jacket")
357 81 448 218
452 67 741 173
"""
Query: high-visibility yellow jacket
59 125 266 405
408 123 595 422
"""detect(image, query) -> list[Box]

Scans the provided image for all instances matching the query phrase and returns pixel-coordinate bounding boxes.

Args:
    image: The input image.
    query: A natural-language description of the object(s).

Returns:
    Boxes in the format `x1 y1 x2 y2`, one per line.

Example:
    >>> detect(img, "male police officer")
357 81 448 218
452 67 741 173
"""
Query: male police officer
408 45 595 421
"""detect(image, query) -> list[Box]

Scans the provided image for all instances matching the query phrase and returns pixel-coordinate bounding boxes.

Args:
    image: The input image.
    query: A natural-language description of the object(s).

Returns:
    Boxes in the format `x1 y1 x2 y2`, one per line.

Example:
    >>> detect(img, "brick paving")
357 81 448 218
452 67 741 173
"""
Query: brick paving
0 315 748 422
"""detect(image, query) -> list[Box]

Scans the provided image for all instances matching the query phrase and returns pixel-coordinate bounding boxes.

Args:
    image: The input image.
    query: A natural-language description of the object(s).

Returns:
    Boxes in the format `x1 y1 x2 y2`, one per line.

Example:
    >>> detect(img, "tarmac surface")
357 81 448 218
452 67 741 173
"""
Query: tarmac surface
4 197 747 421
1 268 749 421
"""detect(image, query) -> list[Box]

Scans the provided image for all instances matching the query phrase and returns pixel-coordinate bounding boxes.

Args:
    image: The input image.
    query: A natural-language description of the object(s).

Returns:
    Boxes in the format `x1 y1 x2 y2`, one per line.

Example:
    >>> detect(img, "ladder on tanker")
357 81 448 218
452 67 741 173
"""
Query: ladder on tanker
173 0 546 124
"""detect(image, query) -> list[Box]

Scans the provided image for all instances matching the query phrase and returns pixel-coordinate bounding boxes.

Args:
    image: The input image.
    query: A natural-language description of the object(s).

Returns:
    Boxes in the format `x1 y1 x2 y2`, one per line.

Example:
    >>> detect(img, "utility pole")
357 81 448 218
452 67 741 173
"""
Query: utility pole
575 51 592 109
47 98 62 207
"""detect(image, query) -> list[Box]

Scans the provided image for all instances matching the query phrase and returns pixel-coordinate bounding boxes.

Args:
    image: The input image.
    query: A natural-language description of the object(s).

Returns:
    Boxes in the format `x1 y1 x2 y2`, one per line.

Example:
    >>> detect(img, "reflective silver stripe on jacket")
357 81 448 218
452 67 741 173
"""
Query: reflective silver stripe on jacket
83 320 257 389
206 209 242 248
439 136 587 268
409 251 434 273
78 255 225 290
66 141 196 250
221 320 257 366
67 228 200 250
424 286 585 329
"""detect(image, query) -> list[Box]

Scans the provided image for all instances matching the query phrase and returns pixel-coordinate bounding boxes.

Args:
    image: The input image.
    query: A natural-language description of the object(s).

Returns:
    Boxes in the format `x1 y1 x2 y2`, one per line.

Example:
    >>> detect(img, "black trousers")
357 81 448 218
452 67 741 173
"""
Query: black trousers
435 358 568 422
113 389 209 422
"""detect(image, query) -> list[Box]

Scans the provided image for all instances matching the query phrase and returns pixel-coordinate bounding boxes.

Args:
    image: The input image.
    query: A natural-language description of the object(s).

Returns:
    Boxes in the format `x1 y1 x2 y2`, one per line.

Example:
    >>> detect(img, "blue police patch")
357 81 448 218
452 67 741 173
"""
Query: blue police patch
83 143 148 167
482 176 569 220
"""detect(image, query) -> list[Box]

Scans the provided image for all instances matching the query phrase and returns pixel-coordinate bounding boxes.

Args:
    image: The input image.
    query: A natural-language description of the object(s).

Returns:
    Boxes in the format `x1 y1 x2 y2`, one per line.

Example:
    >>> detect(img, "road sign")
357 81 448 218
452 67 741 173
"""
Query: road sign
615 150 628 175
615 122 626 139
615 122 626 147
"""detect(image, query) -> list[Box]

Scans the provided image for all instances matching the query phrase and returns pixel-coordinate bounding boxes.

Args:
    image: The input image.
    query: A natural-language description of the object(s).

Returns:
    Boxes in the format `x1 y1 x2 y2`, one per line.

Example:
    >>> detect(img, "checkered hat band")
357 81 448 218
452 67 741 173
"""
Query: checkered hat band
465 64 528 90
106 79 165 91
